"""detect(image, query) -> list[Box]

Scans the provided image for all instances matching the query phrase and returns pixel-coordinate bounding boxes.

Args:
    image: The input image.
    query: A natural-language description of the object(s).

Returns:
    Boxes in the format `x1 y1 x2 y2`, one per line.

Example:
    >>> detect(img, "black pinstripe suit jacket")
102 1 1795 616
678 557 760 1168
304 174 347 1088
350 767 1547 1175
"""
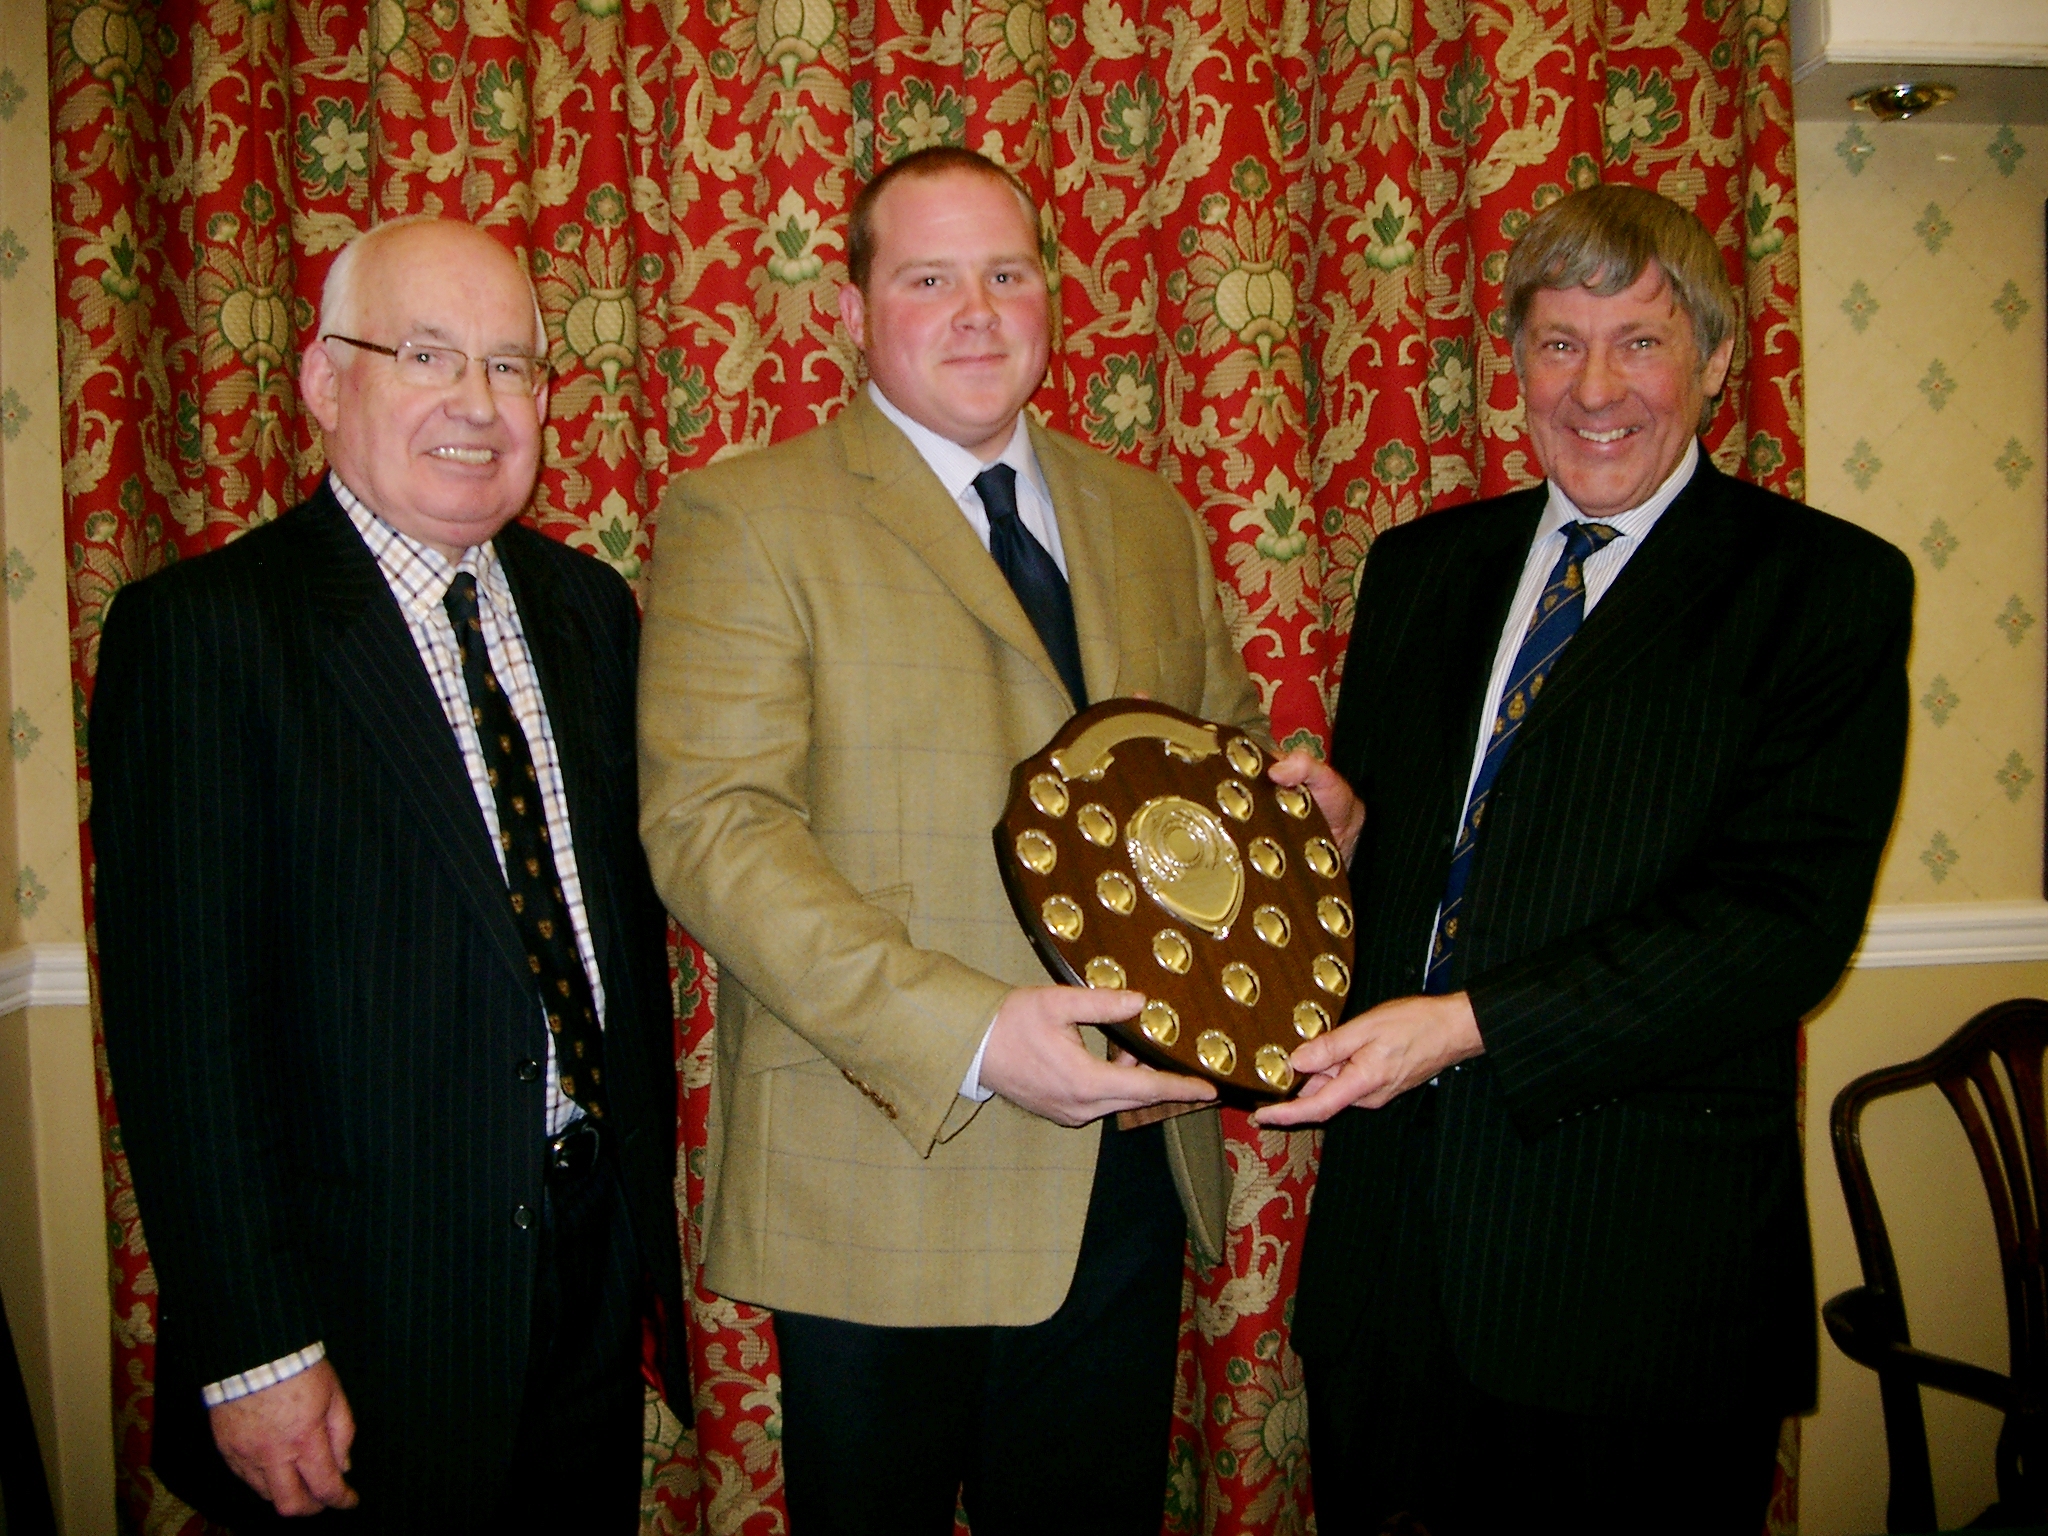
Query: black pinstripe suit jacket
1295 458 1913 1418
91 483 684 1525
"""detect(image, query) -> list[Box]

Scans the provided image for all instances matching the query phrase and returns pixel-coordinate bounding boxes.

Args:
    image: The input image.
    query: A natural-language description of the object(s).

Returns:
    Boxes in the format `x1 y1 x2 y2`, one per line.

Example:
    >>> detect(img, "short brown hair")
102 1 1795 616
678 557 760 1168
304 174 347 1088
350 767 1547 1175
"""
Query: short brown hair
846 147 1042 291
1502 184 1739 374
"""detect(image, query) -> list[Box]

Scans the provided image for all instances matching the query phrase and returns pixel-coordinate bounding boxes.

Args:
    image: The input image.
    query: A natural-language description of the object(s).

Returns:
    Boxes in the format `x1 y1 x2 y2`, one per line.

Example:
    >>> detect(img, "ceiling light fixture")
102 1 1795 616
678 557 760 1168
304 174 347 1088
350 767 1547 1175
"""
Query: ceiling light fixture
1848 82 1959 121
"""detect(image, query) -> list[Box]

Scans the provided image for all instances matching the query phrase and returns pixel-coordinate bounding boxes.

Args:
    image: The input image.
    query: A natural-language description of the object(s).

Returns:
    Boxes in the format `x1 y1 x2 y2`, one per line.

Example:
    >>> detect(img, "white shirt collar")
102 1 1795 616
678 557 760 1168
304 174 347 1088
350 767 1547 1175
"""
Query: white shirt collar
865 382 1051 508
1537 438 1700 545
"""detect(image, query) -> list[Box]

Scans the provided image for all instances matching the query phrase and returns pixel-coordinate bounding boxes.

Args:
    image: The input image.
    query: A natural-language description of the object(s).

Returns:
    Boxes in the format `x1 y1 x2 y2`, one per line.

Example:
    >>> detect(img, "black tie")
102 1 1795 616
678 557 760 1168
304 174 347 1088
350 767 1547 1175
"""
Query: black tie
443 572 607 1121
975 464 1087 712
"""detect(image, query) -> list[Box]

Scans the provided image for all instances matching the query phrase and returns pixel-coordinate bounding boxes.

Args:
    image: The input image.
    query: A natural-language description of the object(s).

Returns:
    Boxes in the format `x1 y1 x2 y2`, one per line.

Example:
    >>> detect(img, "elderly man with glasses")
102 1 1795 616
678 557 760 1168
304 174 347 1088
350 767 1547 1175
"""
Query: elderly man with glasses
92 216 683 1532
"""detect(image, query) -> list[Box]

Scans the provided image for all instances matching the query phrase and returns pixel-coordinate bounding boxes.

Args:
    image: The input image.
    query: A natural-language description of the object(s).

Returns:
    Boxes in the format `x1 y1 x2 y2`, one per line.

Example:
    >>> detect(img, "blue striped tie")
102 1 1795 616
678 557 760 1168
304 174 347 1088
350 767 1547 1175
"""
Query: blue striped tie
1424 520 1621 994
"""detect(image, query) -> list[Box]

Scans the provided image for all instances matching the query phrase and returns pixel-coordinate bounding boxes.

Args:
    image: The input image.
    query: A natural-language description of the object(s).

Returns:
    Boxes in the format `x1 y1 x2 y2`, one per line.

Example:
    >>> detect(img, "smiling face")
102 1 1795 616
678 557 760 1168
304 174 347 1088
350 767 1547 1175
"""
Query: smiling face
301 221 548 558
1516 264 1734 520
837 168 1051 461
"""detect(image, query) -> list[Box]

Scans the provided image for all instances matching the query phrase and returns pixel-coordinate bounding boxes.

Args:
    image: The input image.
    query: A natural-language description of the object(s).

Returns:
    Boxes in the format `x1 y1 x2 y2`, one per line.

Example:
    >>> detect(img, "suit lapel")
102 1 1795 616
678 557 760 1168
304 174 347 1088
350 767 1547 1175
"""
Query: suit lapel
294 487 534 993
841 395 1079 708
1438 492 1545 784
1510 457 1741 755
1033 422 1118 703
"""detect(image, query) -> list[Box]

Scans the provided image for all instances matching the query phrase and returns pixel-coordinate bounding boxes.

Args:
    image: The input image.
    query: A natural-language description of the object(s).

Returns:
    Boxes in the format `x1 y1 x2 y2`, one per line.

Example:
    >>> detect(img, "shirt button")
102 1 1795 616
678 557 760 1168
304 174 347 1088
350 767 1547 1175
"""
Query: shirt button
515 1058 541 1083
512 1204 535 1230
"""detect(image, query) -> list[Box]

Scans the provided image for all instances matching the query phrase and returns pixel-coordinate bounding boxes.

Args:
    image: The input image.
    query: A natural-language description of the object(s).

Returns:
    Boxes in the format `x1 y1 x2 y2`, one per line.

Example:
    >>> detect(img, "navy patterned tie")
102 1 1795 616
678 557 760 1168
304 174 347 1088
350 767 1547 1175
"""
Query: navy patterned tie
443 572 607 1119
975 463 1087 712
1424 520 1622 994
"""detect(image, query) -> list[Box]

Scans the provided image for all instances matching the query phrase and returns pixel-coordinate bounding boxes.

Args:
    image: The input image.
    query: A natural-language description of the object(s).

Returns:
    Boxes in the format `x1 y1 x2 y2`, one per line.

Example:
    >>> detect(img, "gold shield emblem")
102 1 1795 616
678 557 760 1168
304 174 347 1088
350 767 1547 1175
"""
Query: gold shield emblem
1125 797 1245 936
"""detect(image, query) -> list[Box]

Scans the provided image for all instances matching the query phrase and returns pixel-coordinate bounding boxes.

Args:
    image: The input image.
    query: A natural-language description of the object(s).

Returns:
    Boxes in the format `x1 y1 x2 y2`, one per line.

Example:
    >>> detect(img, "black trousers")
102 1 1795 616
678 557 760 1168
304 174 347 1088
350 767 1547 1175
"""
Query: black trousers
775 1121 1188 1536
1303 1293 1782 1536
490 1143 645 1534
0 1281 55 1536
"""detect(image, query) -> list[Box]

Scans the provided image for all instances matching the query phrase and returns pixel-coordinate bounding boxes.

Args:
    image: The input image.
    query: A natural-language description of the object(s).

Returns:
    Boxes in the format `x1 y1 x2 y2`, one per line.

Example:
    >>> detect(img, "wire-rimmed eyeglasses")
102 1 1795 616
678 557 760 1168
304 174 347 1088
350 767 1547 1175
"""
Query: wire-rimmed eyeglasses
322 334 551 397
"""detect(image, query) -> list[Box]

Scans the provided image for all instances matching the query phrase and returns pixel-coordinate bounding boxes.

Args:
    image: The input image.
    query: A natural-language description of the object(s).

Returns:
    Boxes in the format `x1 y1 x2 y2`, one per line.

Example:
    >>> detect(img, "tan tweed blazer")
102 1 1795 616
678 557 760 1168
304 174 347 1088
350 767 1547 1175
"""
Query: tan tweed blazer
639 392 1266 1327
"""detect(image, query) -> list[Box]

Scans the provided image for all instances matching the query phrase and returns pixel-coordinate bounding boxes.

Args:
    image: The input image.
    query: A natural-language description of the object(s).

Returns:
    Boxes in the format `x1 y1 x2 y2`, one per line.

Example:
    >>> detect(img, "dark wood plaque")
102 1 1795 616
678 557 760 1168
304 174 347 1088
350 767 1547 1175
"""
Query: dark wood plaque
994 699 1356 1099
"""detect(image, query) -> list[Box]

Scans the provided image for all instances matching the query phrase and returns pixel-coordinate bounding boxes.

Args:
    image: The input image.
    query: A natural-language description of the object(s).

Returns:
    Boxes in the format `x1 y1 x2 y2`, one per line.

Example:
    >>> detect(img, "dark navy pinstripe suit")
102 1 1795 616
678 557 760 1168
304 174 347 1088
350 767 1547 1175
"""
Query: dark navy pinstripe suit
1297 457 1912 1428
91 483 683 1528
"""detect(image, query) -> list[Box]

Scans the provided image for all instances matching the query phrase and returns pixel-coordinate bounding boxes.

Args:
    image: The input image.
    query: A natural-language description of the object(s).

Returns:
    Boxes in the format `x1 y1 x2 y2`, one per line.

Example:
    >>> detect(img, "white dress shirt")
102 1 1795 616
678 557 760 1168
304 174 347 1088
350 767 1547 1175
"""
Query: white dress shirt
1429 440 1700 981
867 384 1065 1103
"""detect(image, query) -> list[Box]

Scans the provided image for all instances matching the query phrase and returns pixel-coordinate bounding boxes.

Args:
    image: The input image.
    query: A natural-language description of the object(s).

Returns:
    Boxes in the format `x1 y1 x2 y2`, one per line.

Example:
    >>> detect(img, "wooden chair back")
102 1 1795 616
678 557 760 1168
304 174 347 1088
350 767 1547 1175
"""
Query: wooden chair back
1827 997 2048 1531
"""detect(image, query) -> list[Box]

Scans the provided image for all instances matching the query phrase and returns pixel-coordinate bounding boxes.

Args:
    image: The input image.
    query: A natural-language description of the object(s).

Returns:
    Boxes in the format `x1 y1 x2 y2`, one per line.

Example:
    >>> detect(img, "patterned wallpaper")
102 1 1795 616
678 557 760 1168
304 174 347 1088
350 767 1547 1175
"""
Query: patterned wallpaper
1799 116 2046 904
0 0 81 949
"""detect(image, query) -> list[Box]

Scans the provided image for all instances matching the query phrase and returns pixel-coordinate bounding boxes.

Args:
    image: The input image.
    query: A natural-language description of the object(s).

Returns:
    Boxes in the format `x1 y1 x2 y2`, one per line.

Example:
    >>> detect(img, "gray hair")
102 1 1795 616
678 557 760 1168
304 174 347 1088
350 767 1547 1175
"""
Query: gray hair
317 215 546 355
1502 184 1739 378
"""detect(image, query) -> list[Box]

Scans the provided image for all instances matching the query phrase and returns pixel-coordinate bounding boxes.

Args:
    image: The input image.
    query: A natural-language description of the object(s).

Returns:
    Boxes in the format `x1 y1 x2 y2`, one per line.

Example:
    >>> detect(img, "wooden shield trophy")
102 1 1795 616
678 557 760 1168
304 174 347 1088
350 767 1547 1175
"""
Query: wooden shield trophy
994 700 1356 1099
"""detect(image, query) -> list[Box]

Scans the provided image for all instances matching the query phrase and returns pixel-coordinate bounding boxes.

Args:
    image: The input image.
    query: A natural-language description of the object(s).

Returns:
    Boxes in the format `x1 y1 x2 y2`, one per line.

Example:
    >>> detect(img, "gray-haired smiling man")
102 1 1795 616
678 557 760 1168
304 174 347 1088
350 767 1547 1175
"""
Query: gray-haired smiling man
92 217 683 1531
1266 184 1915 1534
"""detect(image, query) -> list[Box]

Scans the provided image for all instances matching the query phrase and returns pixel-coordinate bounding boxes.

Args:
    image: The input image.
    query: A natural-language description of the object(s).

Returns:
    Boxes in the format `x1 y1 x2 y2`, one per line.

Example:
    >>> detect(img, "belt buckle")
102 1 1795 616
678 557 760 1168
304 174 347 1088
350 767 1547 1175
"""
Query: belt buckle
545 1119 600 1177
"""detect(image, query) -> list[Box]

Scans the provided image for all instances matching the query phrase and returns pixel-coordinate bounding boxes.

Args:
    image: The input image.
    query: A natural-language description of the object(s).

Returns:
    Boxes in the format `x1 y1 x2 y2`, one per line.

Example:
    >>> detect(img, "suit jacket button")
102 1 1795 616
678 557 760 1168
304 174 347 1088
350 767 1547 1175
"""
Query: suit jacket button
515 1058 541 1083
512 1204 535 1230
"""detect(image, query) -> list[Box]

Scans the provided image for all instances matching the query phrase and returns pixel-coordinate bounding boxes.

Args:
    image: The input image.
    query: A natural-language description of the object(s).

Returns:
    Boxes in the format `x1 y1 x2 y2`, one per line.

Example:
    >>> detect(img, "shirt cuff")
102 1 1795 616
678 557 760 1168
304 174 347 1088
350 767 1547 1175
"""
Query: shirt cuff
201 1342 327 1407
958 1020 998 1103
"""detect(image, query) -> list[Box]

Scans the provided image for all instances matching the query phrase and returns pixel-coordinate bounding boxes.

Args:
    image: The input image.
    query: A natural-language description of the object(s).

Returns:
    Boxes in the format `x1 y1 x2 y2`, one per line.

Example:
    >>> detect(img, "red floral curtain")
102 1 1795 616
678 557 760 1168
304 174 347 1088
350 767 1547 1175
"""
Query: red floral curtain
52 0 1803 1530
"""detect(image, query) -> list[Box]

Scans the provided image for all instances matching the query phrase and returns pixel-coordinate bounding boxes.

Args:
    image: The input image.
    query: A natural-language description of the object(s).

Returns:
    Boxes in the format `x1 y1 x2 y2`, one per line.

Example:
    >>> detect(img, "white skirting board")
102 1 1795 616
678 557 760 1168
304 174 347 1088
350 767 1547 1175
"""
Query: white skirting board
0 908 2043 1015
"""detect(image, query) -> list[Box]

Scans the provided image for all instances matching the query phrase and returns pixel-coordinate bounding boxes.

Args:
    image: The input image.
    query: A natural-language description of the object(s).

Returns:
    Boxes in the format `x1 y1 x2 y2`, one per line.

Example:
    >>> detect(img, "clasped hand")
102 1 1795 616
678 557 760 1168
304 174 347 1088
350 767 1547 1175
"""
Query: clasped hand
1252 748 1481 1125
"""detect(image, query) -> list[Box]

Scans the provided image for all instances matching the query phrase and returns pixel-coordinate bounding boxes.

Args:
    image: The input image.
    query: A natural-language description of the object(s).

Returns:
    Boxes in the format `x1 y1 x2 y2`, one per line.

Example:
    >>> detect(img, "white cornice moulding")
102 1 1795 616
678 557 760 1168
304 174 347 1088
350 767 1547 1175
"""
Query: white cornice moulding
1791 0 2048 75
0 943 92 1015
1853 902 2048 969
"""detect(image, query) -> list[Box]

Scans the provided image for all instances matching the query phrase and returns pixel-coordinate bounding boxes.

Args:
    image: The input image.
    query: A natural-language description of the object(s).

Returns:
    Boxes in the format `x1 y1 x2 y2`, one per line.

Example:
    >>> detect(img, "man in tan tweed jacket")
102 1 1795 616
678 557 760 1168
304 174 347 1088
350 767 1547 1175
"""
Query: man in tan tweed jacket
638 149 1341 1534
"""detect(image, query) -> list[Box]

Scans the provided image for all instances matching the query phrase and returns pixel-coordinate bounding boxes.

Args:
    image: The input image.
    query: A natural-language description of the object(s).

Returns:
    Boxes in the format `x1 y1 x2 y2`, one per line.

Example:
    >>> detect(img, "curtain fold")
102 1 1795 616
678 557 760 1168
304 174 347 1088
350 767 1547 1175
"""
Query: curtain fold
50 0 1803 1530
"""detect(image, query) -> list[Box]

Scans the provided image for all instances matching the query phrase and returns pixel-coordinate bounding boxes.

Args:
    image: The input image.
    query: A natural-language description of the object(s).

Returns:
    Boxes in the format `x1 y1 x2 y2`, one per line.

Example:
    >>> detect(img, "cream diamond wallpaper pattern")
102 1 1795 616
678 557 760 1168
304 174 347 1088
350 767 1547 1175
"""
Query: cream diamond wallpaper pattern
1800 118 2046 903
0 11 77 950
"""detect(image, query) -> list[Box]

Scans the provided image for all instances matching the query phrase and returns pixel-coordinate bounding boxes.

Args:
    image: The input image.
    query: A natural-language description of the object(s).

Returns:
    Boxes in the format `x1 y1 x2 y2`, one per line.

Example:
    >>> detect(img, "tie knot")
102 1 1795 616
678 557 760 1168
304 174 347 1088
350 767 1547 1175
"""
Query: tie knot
1562 520 1621 564
974 464 1021 527
443 570 480 628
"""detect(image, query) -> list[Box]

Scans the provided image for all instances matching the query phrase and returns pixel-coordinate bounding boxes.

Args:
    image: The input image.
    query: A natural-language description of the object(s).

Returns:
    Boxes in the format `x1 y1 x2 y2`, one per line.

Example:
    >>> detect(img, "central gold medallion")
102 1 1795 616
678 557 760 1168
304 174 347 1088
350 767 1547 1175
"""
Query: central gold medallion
1125 796 1245 935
